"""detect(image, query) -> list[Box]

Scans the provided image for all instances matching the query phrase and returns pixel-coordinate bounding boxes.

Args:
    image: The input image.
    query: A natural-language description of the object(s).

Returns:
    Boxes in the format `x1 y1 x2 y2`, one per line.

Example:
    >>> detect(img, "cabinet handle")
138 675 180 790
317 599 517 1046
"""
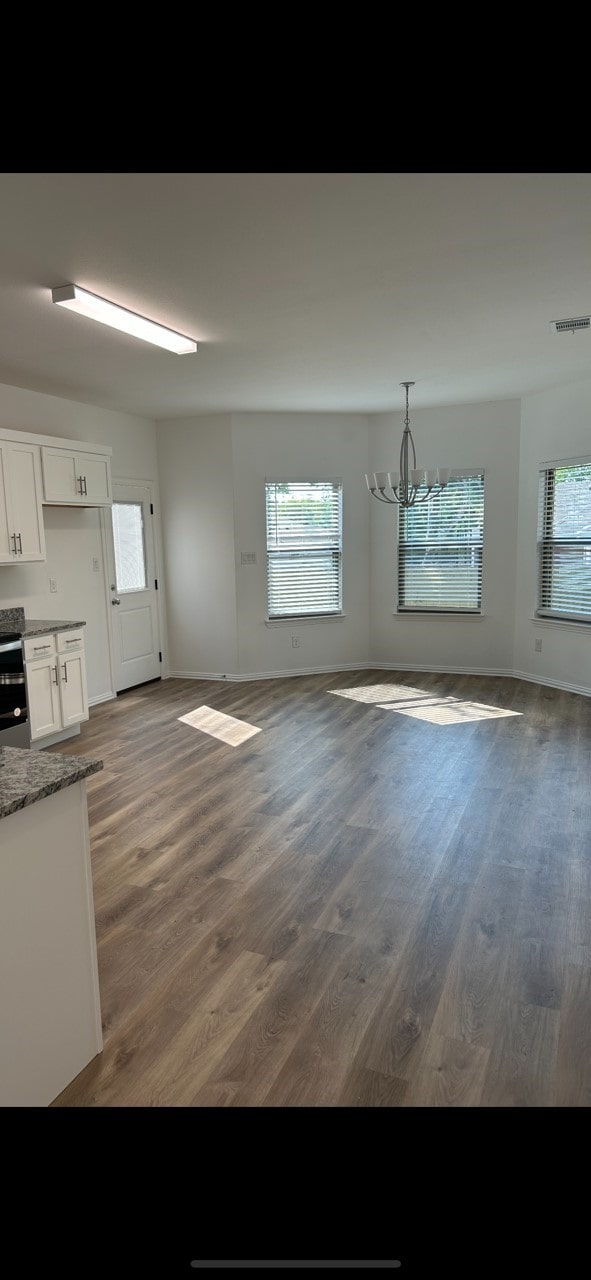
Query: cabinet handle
33 644 51 651
10 533 17 553
17 533 22 554
84 476 88 495
52 665 58 685
65 638 80 644
61 662 68 682
77 476 83 495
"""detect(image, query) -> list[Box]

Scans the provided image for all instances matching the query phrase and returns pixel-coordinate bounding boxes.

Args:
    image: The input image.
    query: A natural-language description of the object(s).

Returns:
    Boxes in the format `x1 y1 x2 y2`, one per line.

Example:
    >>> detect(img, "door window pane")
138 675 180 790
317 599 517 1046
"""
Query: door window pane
112 502 147 591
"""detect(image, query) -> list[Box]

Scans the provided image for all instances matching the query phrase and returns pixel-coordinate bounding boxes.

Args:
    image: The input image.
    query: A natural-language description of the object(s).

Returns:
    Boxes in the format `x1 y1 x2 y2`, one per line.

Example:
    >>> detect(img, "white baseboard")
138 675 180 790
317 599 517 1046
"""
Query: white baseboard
511 670 591 698
165 661 590 699
166 662 369 682
88 692 116 706
366 662 513 677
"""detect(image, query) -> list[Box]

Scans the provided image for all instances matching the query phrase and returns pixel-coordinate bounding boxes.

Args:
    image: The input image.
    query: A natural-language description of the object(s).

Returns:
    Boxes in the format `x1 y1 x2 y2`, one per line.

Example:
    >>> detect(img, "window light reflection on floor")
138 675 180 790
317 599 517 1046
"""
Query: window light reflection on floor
330 683 522 726
178 705 261 745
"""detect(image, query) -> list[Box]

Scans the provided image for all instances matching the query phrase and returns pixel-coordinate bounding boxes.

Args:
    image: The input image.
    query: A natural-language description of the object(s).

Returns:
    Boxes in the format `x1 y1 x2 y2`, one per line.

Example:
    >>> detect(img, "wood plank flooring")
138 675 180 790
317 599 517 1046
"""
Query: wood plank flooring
51 669 591 1107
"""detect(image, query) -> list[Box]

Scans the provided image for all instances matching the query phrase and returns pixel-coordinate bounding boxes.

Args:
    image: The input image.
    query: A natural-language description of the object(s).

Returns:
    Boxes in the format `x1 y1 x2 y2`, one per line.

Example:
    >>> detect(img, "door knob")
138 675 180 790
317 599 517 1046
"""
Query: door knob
111 598 121 606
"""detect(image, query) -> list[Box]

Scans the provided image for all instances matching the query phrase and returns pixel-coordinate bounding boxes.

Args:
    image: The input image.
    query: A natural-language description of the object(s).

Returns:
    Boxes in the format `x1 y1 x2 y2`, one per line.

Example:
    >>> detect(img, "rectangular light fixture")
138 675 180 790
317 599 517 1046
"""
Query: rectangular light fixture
51 285 197 354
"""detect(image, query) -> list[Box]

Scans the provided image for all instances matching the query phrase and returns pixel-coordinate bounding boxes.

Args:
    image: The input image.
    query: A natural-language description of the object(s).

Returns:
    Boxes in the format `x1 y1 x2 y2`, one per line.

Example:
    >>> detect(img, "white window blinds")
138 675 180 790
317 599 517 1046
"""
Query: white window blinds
538 462 591 623
398 473 485 612
266 480 343 618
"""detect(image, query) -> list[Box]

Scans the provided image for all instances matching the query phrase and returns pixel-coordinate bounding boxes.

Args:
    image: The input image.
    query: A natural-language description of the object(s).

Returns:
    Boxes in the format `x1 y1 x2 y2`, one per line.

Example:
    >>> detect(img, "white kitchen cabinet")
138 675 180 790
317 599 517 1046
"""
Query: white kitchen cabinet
26 655 62 740
58 649 88 727
0 775 103 1106
42 446 112 506
26 629 89 742
0 441 46 564
0 446 11 560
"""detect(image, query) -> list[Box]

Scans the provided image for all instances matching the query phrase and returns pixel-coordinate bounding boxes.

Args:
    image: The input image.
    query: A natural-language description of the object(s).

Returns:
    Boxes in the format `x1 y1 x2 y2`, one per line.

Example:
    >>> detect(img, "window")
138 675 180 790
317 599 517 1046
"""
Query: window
112 502 147 592
265 480 342 618
398 473 485 612
537 462 591 623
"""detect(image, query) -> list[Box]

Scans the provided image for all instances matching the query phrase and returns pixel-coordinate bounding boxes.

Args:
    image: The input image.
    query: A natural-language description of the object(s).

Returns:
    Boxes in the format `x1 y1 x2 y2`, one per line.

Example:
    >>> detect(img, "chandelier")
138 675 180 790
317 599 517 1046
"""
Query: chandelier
365 381 450 507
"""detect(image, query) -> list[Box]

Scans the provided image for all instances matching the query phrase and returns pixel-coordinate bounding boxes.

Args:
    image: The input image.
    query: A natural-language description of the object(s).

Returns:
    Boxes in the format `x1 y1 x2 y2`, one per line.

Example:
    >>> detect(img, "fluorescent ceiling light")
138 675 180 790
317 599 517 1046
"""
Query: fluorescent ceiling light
51 285 197 354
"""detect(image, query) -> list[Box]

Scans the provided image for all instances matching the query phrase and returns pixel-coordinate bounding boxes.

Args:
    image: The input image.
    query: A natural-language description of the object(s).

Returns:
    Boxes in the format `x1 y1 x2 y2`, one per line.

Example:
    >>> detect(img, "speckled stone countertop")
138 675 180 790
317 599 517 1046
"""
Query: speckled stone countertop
20 619 86 638
0 746 103 820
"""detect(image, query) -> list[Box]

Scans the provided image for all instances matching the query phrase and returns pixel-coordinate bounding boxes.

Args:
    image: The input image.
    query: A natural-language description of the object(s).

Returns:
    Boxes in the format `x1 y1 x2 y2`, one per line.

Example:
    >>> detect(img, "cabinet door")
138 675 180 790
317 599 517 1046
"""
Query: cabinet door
59 650 89 728
7 443 46 561
27 657 61 740
76 453 112 504
41 448 80 503
0 445 16 562
42 446 112 506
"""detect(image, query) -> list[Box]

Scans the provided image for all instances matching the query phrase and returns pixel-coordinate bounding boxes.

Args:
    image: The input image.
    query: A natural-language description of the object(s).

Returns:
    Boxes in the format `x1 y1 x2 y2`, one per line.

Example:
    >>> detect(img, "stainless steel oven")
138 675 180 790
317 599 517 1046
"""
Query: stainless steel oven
0 633 29 747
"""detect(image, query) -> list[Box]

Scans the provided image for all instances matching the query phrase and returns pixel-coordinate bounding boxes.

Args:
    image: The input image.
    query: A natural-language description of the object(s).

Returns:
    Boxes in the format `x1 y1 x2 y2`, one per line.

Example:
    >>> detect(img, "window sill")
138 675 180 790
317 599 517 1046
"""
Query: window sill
392 611 485 621
531 616 590 634
265 613 347 627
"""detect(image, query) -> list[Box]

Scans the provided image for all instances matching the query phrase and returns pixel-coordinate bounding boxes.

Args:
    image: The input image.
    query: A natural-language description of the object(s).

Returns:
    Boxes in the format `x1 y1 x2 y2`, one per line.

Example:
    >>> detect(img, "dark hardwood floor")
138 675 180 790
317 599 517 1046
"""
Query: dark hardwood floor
51 668 591 1107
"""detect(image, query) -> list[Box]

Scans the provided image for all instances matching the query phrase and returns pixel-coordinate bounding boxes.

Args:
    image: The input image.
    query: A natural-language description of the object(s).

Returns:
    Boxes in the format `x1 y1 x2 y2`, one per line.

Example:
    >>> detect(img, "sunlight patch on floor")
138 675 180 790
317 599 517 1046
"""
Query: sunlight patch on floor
330 683 522 726
178 705 262 745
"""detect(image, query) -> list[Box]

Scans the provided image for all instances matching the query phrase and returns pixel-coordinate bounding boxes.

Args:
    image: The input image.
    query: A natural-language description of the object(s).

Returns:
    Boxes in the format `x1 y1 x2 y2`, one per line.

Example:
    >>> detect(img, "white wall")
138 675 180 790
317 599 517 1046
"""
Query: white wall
5 376 583 698
231 413 370 675
156 415 238 677
369 400 521 672
514 376 591 695
0 382 161 701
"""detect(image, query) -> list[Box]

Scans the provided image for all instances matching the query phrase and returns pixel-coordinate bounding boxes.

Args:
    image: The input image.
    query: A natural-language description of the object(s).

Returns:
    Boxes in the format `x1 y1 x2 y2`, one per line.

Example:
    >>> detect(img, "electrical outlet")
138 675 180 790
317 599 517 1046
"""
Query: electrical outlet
92 557 100 573
49 577 58 593
241 551 257 565
535 638 542 652
291 635 300 648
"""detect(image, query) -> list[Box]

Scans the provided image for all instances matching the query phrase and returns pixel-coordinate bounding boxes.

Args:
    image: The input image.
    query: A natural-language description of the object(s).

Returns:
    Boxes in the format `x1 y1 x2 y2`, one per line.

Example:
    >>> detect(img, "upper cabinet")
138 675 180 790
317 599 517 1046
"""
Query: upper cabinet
41 447 112 506
0 441 46 564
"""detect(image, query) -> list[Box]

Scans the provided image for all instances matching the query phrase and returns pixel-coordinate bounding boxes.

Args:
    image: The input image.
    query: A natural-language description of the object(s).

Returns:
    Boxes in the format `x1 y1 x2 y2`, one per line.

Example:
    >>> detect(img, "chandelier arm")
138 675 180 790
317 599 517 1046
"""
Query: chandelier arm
369 489 399 504
416 486 444 503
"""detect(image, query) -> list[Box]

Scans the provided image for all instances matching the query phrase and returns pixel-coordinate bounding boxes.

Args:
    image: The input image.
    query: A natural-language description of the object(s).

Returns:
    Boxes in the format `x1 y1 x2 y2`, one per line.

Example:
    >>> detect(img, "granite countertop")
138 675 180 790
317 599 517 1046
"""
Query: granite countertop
0 746 103 820
21 619 86 638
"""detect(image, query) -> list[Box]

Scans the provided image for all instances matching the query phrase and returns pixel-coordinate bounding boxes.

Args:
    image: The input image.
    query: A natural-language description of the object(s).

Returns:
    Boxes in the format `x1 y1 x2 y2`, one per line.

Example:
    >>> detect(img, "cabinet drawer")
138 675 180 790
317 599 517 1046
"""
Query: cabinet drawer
24 634 56 662
57 629 85 653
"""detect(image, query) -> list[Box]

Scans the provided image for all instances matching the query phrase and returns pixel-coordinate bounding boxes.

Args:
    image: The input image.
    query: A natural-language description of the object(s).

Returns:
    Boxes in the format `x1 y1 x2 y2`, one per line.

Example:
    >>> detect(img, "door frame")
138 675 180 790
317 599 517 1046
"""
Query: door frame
100 478 165 698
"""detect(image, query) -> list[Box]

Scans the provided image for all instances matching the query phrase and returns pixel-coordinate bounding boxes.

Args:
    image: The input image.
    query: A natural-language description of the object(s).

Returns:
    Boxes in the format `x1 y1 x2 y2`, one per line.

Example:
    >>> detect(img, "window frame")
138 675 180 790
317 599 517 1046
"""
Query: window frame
536 458 591 626
396 469 486 615
265 477 343 622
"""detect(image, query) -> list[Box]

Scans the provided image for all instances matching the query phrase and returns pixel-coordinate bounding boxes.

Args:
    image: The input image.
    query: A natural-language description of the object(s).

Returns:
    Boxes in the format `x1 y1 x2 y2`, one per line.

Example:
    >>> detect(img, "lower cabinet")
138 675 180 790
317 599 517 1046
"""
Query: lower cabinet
25 630 89 742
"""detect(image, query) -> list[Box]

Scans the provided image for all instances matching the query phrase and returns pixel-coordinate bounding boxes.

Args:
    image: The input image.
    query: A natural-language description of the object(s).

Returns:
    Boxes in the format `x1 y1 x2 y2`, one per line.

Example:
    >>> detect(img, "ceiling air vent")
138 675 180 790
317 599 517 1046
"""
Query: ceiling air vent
550 315 591 334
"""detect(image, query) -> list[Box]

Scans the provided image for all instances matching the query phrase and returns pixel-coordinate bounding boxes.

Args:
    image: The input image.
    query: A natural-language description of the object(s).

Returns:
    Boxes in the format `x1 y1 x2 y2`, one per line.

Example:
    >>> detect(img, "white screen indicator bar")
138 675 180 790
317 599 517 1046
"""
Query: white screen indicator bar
190 1264 402 1270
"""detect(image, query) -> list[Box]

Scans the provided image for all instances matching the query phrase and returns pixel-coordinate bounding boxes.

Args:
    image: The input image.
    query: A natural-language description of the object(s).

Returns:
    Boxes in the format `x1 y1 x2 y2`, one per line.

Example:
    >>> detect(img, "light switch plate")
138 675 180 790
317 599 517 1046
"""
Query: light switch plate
241 552 257 565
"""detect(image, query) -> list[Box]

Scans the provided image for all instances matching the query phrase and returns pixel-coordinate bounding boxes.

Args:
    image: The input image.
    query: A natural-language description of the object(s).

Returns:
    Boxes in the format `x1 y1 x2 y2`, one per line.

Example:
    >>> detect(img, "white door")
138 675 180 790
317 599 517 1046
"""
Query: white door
107 482 161 692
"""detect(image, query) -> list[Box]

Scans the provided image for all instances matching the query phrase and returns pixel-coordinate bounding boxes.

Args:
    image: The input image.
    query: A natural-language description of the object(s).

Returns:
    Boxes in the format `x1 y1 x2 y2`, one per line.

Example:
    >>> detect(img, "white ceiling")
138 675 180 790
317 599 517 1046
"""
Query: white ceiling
1 171 590 420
